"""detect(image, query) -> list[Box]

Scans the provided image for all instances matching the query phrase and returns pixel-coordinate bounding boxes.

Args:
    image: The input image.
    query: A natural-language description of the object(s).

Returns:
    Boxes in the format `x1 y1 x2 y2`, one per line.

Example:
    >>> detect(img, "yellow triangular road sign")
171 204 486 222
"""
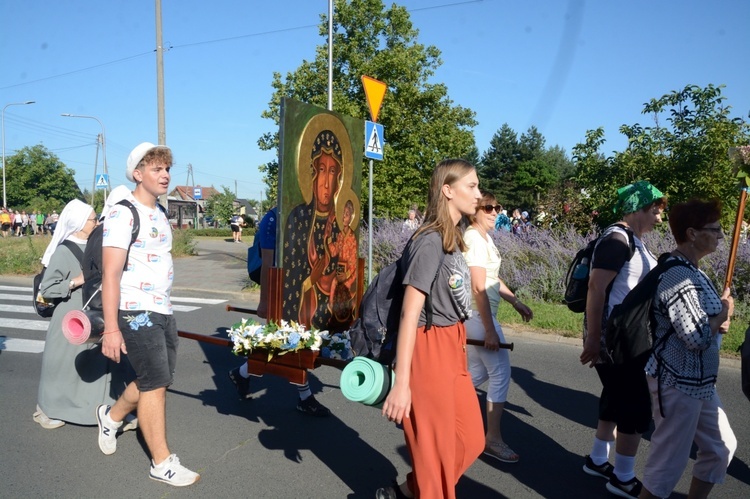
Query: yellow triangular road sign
362 75 387 122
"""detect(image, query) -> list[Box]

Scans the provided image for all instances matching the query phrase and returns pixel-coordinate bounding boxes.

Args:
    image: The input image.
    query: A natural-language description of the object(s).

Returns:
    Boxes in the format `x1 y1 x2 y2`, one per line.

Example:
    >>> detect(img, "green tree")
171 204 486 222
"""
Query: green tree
258 0 477 219
4 144 82 211
205 186 235 227
478 124 520 202
574 84 750 228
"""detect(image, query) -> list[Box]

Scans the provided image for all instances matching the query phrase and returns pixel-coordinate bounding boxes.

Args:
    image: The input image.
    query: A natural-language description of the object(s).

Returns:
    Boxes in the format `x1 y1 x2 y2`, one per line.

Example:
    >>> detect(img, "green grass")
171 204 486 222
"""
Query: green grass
497 298 745 357
0 229 197 275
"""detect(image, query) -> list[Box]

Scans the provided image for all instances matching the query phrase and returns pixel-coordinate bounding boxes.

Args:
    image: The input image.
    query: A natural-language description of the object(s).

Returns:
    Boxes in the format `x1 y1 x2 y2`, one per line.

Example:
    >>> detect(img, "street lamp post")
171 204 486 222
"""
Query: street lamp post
2 101 35 208
61 114 108 205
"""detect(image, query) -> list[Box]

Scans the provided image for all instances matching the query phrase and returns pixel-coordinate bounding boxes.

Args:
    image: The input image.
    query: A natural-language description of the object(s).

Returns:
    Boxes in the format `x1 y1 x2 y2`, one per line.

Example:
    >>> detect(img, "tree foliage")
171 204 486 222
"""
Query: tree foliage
205 186 236 226
478 124 572 211
3 144 82 212
574 84 750 228
258 0 477 219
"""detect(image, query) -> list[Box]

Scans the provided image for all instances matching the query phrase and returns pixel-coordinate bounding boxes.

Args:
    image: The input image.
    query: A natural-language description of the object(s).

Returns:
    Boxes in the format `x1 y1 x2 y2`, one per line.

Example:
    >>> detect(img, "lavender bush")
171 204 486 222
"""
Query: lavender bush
361 221 750 305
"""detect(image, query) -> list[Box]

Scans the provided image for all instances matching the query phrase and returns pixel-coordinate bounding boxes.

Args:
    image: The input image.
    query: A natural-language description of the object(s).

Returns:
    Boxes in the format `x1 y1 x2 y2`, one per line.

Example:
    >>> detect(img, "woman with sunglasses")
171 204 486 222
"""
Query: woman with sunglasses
640 199 736 499
463 191 533 463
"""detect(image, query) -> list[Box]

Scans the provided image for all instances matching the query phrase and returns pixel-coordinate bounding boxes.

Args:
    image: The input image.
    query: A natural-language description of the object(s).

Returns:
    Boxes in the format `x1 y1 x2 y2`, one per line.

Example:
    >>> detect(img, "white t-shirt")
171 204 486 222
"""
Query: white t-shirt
462 227 502 314
102 195 173 315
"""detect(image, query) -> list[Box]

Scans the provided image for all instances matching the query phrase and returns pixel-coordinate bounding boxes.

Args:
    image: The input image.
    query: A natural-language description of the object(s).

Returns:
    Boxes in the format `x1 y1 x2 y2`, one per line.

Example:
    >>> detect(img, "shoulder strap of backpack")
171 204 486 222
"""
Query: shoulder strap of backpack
648 256 690 418
610 222 636 258
115 199 142 271
424 251 447 332
60 240 84 266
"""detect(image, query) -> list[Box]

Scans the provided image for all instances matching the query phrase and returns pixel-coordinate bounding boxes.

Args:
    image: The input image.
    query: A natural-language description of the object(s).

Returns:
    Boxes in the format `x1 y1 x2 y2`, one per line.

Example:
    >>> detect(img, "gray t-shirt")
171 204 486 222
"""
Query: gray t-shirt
401 231 472 327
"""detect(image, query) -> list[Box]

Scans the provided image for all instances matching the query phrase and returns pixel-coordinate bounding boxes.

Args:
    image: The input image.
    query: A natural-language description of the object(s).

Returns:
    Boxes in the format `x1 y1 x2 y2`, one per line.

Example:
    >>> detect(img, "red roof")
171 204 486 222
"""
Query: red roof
169 185 220 201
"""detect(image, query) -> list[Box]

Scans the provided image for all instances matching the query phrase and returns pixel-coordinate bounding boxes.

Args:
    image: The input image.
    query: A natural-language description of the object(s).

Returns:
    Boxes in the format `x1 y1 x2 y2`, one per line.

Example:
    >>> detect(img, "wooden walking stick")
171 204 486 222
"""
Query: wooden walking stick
724 186 748 289
725 146 750 289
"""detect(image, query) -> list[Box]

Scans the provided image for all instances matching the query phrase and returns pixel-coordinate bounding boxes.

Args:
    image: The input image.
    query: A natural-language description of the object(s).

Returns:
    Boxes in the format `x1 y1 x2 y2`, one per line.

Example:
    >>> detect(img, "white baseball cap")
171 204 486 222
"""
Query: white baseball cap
126 142 171 182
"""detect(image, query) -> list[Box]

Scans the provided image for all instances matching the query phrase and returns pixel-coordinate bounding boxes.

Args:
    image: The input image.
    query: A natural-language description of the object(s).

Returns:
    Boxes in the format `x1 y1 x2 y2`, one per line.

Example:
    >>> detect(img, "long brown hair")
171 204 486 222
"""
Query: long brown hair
415 158 476 253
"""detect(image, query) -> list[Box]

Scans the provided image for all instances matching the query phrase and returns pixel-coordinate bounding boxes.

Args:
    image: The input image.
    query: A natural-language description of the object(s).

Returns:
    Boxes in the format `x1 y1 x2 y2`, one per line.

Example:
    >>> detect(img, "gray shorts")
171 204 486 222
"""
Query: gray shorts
118 310 178 392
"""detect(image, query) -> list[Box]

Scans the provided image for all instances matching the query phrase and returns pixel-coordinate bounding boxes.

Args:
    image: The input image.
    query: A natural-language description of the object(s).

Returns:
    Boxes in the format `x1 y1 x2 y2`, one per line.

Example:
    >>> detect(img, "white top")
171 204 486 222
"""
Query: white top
462 226 502 313
102 194 173 315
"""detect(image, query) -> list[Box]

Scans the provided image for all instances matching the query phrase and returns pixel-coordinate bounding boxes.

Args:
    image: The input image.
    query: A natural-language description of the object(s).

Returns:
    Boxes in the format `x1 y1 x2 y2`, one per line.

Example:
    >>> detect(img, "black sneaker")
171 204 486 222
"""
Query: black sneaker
606 475 643 498
296 395 331 417
583 455 614 479
228 367 251 400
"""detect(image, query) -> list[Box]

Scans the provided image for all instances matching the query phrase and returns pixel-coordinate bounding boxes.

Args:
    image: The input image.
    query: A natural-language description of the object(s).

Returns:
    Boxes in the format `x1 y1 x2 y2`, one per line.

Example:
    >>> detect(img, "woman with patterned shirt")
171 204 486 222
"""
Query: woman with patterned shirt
640 199 737 499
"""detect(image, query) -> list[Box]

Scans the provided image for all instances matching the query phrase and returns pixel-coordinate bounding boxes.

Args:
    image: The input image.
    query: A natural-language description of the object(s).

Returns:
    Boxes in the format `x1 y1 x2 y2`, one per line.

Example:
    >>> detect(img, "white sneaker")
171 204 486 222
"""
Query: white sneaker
120 414 138 433
149 454 200 487
96 405 122 455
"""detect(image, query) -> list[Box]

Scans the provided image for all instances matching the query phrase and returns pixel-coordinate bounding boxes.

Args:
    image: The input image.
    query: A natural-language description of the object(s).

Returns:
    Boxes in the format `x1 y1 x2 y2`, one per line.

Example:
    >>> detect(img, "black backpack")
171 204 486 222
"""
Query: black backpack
33 240 84 318
605 256 688 367
564 223 635 313
739 327 750 402
348 238 446 366
81 200 141 311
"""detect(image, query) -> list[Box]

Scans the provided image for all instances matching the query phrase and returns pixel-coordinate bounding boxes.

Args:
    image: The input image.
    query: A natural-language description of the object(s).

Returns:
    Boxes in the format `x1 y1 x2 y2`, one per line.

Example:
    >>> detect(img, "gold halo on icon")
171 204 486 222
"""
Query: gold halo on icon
297 113 352 205
335 189 360 232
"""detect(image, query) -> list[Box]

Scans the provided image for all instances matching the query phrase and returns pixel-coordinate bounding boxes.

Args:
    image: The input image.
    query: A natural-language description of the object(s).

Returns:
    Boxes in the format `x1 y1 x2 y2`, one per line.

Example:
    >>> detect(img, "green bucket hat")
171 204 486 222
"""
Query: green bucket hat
615 181 664 215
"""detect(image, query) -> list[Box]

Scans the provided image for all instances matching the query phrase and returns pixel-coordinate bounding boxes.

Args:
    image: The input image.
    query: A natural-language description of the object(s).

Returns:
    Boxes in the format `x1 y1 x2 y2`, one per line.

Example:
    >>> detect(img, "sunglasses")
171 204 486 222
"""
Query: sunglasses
480 205 502 214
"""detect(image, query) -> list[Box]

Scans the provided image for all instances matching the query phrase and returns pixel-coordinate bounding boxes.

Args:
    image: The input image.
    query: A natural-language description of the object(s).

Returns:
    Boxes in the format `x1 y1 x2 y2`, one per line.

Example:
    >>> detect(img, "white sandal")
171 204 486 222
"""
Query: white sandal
32 406 65 429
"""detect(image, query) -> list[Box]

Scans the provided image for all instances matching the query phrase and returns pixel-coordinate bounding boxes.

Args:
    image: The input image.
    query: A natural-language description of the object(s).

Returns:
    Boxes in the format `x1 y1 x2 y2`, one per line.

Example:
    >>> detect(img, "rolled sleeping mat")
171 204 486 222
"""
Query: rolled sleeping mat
62 309 105 345
340 356 394 406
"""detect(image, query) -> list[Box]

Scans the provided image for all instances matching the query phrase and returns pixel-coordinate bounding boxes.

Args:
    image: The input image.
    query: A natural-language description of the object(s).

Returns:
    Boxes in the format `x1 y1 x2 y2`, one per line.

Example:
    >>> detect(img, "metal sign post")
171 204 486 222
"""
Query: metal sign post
361 76 387 283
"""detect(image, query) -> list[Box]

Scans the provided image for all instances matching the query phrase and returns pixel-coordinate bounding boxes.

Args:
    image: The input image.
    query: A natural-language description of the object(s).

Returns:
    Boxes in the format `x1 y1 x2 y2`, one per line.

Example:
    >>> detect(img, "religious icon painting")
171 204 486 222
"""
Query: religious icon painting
277 98 363 332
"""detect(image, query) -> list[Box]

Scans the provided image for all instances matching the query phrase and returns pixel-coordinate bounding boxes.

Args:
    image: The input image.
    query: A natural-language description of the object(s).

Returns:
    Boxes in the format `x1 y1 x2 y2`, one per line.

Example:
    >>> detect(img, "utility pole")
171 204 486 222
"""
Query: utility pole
155 0 168 210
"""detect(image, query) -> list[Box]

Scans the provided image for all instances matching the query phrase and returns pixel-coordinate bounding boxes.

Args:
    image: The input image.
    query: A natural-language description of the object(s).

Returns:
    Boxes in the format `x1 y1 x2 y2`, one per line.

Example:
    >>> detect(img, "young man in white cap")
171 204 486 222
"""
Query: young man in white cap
97 142 200 487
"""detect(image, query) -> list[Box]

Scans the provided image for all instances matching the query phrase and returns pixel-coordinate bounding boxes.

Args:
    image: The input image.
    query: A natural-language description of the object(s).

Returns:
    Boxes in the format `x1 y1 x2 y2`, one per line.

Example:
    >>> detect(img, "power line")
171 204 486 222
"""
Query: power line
1 1 489 90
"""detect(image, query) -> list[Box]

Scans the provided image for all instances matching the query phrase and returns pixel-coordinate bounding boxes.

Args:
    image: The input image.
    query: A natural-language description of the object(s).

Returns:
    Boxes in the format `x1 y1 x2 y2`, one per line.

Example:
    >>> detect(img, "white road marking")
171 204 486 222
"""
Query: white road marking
0 304 36 314
171 297 227 305
0 285 31 292
0 337 46 353
0 318 49 331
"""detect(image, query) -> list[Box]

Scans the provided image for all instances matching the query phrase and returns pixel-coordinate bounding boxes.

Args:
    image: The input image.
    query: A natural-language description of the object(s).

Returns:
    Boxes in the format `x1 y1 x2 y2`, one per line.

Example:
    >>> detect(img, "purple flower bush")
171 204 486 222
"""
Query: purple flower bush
361 221 750 305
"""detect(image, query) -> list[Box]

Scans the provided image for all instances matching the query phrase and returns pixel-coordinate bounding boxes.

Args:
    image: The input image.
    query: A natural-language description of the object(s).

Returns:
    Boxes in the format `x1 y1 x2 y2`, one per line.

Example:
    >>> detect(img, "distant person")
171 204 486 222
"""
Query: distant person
229 205 331 417
494 206 511 232
21 210 29 235
30 210 39 235
13 210 22 236
640 199 737 499
97 142 199 487
402 209 419 232
230 213 244 243
464 192 533 463
579 180 666 498
0 208 11 237
34 199 135 430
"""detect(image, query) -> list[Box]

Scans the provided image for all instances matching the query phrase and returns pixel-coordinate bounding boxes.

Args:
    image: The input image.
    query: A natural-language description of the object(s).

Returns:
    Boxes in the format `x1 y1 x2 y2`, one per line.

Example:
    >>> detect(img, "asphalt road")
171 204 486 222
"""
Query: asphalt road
1 280 748 498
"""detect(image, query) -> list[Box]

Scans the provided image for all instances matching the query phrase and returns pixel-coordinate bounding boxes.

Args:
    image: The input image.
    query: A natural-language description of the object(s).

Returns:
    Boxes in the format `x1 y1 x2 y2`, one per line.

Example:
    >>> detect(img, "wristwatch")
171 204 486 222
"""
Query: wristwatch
69 280 76 290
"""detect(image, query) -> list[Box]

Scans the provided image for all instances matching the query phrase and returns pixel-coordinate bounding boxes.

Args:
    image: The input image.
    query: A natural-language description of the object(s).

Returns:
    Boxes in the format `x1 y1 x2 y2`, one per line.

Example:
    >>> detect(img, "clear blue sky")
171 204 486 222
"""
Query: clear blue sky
2 0 748 202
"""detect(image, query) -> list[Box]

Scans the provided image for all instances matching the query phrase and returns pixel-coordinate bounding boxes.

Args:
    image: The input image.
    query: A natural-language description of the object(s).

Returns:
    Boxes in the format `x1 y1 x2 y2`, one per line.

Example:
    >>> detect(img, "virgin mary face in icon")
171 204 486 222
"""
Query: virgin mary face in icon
314 152 340 213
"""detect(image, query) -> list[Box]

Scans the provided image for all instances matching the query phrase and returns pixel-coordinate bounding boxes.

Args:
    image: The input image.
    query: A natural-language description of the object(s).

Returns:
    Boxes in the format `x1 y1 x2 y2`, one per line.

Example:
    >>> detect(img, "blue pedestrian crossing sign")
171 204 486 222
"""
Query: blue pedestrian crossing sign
364 121 384 160
193 187 202 200
95 174 109 189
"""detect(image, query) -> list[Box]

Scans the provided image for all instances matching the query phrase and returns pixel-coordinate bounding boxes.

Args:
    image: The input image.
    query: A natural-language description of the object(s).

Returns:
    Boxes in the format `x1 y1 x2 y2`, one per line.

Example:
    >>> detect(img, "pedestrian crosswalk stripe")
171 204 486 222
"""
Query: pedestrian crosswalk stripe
0 304 36 314
0 293 32 302
0 285 31 292
0 337 45 353
172 304 200 312
0 318 50 331
171 297 226 305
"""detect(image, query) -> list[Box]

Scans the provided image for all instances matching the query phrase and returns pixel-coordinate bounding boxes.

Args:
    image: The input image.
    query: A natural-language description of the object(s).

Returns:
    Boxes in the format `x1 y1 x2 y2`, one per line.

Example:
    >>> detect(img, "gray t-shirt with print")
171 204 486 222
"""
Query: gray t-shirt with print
400 231 472 327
